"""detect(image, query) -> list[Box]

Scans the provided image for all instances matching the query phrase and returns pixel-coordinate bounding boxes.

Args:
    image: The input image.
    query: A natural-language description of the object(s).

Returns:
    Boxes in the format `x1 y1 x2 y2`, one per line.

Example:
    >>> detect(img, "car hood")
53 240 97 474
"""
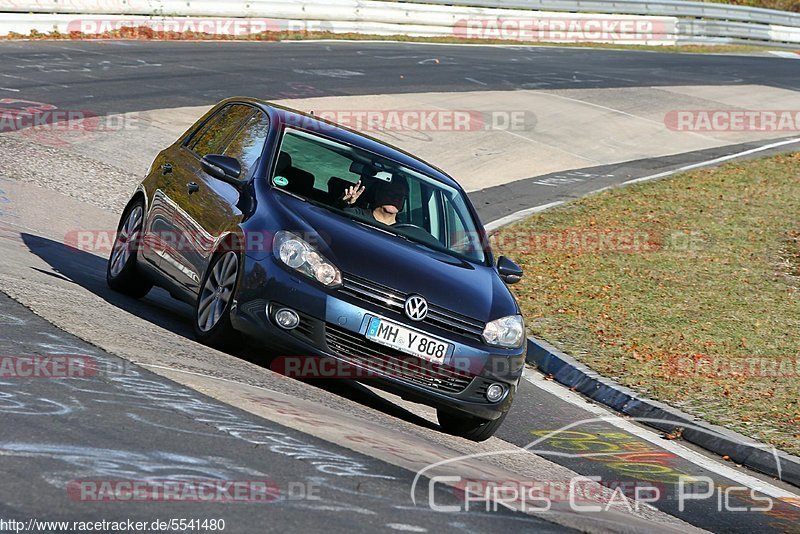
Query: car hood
273 194 518 322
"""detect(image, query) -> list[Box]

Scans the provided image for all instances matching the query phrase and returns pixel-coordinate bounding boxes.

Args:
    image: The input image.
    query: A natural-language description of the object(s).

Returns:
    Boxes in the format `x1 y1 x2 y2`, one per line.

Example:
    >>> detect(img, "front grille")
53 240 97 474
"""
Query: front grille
339 273 485 341
293 313 317 343
324 325 473 394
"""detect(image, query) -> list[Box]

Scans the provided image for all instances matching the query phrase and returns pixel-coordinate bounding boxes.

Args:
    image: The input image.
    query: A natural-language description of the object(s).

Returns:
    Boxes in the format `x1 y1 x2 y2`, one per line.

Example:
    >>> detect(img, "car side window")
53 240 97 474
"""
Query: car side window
221 110 270 179
188 104 254 158
427 189 443 241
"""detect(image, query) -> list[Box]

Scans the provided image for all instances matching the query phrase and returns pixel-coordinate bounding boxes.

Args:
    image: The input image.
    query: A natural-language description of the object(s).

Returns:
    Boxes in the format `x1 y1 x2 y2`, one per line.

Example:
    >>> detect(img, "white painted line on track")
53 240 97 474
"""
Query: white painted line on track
769 51 800 59
621 137 800 185
464 77 487 86
484 137 800 232
484 200 565 233
522 369 800 503
537 91 665 127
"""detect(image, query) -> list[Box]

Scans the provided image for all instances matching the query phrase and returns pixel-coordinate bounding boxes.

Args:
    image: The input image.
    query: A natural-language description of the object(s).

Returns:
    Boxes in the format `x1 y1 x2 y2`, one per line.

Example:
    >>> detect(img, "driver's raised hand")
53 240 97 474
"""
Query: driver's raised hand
342 180 365 205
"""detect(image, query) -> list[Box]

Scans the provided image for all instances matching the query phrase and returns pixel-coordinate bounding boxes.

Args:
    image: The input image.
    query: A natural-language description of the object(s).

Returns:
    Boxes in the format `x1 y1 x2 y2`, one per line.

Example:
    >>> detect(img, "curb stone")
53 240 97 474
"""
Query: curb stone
526 336 800 489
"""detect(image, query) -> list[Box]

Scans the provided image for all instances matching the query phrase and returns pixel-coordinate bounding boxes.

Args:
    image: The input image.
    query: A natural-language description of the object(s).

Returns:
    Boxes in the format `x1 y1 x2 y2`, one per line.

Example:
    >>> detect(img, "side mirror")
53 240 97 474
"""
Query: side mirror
202 154 243 187
497 256 523 285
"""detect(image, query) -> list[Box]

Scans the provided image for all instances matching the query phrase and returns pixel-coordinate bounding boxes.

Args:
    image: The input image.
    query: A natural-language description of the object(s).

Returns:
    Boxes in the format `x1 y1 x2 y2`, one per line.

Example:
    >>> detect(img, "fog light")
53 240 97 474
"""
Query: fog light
486 383 505 402
274 308 299 330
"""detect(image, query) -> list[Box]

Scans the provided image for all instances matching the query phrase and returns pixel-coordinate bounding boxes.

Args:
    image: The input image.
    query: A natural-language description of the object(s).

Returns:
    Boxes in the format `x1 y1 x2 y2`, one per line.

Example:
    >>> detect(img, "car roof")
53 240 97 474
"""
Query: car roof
221 97 464 191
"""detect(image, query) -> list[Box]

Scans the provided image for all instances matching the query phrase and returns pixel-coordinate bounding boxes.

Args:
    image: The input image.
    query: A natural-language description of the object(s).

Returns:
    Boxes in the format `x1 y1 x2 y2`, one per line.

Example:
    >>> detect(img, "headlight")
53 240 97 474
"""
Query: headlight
273 231 342 287
482 314 524 348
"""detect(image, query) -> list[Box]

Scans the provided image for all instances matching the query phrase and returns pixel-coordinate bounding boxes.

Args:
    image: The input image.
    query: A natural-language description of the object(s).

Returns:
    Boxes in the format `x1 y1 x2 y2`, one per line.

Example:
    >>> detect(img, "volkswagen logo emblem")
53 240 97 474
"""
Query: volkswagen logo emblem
404 295 428 321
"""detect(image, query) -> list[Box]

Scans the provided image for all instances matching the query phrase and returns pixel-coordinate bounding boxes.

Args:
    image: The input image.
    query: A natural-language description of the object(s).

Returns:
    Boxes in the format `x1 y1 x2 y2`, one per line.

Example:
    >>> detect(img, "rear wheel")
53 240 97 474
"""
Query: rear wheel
437 409 508 442
194 250 242 350
107 200 153 298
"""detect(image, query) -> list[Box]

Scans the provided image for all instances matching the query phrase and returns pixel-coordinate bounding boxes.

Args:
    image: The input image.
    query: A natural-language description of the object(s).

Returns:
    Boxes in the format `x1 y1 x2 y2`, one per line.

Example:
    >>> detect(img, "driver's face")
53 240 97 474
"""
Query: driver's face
375 182 407 212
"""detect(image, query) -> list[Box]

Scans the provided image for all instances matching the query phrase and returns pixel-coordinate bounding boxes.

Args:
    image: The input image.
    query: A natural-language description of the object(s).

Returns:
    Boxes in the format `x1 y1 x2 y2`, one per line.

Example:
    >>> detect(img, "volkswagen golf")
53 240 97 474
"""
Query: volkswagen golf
107 97 526 441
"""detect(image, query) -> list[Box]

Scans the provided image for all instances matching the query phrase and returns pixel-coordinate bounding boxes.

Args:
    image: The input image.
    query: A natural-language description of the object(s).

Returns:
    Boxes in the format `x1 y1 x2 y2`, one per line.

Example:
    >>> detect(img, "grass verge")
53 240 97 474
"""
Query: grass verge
1 29 779 55
491 152 800 455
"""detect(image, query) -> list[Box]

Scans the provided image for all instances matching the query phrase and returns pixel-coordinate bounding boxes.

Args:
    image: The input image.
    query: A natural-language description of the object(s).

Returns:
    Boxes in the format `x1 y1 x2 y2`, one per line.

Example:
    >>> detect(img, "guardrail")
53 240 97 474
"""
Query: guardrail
402 0 800 27
0 0 797 47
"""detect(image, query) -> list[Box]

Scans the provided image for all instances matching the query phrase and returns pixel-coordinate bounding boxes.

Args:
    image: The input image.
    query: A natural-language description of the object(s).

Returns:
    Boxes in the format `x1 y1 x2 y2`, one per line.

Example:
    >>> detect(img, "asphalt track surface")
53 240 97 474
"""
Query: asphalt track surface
0 293 564 533
1 40 800 532
1 40 799 115
2 40 799 221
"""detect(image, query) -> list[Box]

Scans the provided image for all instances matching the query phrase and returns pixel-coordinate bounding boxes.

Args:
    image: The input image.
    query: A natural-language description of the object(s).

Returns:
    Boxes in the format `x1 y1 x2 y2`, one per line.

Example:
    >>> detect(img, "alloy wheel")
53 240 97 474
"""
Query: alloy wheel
197 251 239 332
109 206 143 278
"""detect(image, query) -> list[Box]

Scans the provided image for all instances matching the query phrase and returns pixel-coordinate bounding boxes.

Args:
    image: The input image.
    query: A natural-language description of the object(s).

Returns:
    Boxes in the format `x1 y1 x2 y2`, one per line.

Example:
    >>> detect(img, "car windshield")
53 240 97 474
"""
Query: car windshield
271 127 487 263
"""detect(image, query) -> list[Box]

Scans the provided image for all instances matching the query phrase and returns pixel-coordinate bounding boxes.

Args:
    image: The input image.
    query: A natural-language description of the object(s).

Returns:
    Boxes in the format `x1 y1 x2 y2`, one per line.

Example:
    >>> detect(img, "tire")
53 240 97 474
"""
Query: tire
194 249 243 350
437 409 508 442
107 199 153 298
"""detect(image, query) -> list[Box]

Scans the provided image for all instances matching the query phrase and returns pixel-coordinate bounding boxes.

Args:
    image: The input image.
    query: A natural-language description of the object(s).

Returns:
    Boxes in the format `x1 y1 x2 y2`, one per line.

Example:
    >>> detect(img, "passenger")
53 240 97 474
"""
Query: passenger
341 176 407 226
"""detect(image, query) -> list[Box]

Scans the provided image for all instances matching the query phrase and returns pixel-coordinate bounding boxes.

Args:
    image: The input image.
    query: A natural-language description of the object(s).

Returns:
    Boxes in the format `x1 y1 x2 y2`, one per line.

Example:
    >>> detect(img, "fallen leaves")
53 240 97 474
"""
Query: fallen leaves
503 153 800 456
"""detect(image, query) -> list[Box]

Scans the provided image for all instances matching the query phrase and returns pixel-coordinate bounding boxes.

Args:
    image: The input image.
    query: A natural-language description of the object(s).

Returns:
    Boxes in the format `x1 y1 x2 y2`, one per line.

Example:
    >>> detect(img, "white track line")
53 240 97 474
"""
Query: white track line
523 370 800 502
484 200 564 233
622 137 800 185
769 51 800 59
485 137 800 230
536 91 665 126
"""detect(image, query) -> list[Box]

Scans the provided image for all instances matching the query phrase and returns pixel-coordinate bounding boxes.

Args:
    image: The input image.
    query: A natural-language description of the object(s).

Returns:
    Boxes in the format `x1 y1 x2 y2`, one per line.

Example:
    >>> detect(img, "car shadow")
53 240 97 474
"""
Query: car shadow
20 232 438 431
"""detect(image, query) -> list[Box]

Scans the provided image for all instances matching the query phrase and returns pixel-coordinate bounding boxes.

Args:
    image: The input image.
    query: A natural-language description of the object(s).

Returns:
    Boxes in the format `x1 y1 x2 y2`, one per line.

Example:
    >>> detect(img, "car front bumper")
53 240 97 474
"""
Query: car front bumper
231 256 525 420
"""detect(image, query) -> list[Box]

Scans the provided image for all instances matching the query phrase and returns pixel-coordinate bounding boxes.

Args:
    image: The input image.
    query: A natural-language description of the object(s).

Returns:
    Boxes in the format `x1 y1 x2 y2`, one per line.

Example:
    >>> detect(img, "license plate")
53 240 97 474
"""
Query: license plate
365 316 453 364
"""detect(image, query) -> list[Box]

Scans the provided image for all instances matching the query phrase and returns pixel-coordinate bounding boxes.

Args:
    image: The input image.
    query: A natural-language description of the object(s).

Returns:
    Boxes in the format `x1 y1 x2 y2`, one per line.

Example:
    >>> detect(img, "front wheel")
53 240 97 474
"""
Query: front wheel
107 200 153 298
194 250 242 350
437 409 508 442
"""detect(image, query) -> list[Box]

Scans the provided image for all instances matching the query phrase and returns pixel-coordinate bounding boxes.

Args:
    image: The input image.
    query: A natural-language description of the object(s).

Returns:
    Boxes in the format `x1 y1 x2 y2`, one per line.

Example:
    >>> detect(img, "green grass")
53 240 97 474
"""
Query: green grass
491 153 800 455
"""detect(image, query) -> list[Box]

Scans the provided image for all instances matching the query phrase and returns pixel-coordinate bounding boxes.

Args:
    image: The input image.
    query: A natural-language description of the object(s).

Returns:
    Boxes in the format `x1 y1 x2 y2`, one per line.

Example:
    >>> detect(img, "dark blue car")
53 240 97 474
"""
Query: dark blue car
107 97 526 440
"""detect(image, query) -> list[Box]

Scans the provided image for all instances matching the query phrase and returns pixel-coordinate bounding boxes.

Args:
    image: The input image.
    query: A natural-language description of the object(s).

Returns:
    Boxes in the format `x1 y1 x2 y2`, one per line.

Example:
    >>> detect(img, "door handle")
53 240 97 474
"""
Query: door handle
161 163 173 175
187 182 200 194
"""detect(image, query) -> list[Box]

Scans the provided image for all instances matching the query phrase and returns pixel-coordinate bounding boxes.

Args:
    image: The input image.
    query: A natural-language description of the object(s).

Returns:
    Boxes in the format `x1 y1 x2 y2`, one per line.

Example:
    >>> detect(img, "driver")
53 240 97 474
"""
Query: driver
341 174 408 226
